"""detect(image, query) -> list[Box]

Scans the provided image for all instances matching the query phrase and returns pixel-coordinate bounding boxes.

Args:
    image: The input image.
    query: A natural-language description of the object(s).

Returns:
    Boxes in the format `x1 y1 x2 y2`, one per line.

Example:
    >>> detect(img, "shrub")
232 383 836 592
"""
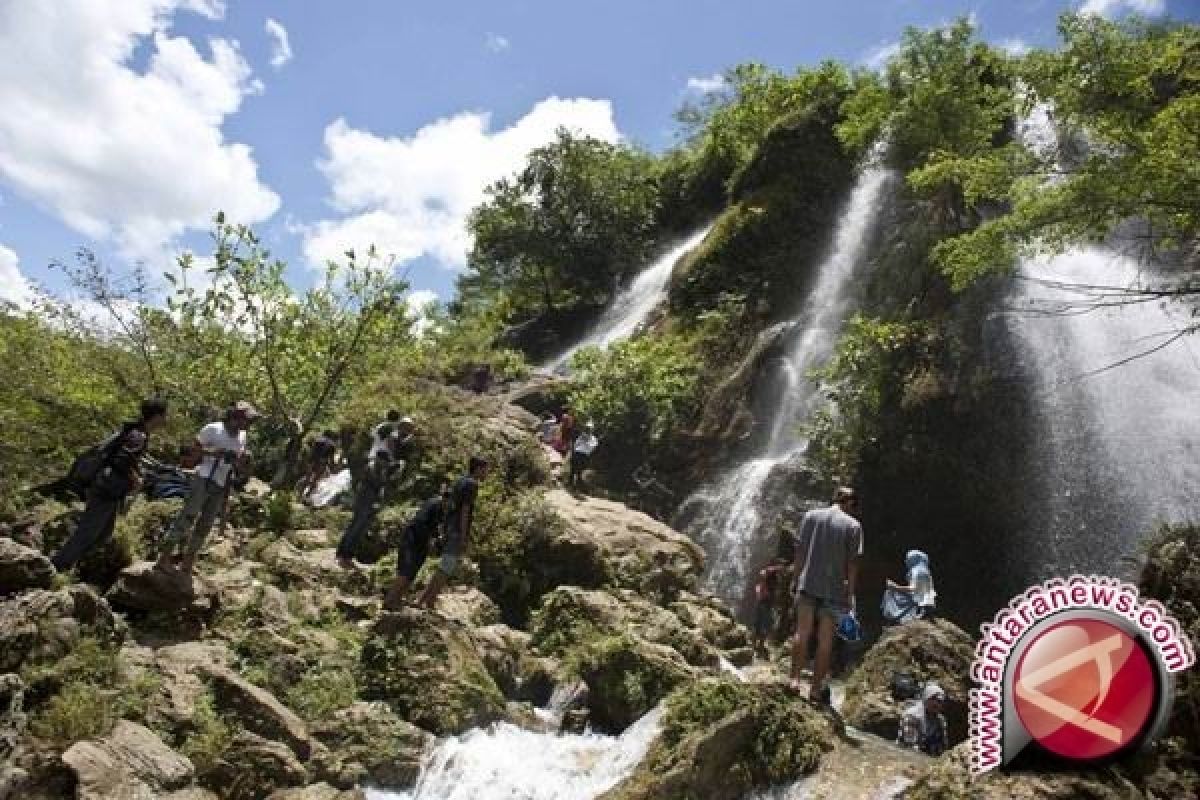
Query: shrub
181 691 236 773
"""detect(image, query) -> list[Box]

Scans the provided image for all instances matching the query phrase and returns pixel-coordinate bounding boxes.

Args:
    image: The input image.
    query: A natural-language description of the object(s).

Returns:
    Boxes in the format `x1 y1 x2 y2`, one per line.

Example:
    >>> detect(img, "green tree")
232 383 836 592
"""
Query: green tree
172 216 414 483
464 130 660 321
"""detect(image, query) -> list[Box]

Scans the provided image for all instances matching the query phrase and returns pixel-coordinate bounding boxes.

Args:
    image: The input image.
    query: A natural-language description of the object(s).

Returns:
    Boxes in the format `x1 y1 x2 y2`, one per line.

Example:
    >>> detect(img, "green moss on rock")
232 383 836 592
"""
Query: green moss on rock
357 607 505 735
601 679 832 800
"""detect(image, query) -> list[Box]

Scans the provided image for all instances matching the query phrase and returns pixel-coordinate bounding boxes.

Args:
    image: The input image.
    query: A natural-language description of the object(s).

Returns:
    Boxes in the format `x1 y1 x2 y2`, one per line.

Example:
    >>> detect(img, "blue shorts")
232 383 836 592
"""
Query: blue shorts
796 591 849 621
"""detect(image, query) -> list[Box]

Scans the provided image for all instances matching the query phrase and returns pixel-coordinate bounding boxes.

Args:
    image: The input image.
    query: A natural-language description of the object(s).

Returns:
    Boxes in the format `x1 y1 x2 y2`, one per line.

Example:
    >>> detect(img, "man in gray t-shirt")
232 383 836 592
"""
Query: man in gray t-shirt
789 487 863 702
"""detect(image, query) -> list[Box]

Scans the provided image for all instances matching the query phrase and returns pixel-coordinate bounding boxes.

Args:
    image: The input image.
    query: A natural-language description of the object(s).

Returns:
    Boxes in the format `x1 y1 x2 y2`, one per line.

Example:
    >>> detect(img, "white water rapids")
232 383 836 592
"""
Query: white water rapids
366 707 663 800
678 154 894 605
544 226 713 372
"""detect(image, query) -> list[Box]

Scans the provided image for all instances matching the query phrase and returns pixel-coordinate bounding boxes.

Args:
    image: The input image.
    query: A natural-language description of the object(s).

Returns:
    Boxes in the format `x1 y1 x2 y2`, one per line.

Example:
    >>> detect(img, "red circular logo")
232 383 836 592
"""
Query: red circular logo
1013 617 1156 761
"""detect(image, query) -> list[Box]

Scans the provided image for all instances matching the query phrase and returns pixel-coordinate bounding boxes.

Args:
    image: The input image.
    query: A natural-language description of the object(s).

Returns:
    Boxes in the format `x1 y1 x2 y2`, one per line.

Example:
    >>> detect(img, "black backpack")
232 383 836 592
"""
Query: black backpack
890 670 921 702
64 432 122 495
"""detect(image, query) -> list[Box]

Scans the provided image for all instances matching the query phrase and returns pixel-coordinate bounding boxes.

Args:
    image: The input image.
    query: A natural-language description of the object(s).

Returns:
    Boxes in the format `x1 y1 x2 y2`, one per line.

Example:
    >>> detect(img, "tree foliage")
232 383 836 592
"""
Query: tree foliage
463 131 660 322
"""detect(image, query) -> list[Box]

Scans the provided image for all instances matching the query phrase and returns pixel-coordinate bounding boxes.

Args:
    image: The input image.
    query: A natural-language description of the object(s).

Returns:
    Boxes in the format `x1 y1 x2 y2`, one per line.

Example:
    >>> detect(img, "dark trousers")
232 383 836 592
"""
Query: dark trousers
51 490 121 571
569 451 591 486
336 481 381 560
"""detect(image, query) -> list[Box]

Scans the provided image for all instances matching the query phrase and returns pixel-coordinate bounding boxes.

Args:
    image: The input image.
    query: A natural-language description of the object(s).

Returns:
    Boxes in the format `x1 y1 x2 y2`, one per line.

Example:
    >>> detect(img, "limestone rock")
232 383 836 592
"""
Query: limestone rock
573 634 692 733
257 541 371 594
106 562 220 620
435 586 502 627
0 538 54 594
358 607 505 735
150 642 235 732
198 665 314 760
540 490 705 591
267 785 365 800
601 679 833 800
0 585 119 672
61 720 194 800
206 731 306 800
311 702 432 789
286 529 337 551
904 742 1145 799
841 618 974 747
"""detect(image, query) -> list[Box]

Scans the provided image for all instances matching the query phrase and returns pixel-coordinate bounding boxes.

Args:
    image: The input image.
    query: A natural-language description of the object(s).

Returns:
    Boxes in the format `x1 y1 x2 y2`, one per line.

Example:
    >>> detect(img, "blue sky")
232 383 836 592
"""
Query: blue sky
1 0 1195 311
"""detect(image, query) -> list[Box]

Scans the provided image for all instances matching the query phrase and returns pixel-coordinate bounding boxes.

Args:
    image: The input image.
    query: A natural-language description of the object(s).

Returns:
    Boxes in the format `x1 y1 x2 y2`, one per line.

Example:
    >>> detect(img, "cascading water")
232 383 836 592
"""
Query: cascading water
544 226 713 372
677 152 893 606
1004 248 1200 575
365 707 663 800
1000 104 1200 576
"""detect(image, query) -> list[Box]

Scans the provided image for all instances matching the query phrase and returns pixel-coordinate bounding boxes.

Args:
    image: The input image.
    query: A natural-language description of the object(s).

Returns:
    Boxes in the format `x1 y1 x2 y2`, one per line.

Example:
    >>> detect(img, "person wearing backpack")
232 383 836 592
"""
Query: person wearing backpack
336 428 407 569
156 402 258 577
51 399 169 572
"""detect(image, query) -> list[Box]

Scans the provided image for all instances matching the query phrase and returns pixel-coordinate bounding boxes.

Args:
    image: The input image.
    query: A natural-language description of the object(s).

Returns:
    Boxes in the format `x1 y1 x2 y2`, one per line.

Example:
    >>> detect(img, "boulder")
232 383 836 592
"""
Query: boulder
286 529 336 551
540 490 705 591
61 720 194 800
572 634 692 733
310 702 432 789
267 786 365 800
903 742 1145 799
841 618 974 746
198 665 314 760
205 731 306 800
0 585 119 672
149 642 235 732
106 562 220 620
0 538 54 594
435 587 502 627
600 679 833 800
257 541 371 594
531 586 722 669
357 607 505 735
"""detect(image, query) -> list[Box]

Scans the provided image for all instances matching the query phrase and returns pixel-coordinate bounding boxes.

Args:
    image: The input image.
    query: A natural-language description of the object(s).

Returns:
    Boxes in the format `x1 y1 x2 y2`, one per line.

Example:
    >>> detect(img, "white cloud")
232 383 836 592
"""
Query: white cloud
862 41 902 72
265 18 293 69
685 74 727 93
0 243 36 308
1079 0 1166 17
304 96 620 270
404 289 438 334
0 1 279 265
485 32 510 53
999 38 1031 56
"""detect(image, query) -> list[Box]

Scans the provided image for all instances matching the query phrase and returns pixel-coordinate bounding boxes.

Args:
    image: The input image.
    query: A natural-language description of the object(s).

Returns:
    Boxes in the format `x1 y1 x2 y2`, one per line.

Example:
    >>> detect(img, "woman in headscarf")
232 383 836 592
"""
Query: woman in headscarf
882 549 937 624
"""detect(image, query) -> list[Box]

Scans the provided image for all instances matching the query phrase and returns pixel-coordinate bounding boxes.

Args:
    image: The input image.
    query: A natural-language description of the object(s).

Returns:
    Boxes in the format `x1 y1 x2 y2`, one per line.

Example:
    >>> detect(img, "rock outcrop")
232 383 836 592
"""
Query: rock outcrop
0 584 119 672
841 618 974 747
106 562 220 620
0 538 54 594
199 664 315 760
310 702 432 789
61 720 194 800
358 607 506 735
601 679 833 800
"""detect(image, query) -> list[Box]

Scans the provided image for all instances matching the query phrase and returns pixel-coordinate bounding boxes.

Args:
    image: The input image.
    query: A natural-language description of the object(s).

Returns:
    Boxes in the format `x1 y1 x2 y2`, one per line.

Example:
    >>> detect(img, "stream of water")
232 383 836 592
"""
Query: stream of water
543 226 713 372
366 707 663 800
677 154 893 606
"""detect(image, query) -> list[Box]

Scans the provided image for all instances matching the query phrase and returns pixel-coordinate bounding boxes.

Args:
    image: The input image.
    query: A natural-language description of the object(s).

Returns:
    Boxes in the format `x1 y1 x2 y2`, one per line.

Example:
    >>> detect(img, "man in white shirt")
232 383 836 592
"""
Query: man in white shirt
568 422 599 489
157 402 258 576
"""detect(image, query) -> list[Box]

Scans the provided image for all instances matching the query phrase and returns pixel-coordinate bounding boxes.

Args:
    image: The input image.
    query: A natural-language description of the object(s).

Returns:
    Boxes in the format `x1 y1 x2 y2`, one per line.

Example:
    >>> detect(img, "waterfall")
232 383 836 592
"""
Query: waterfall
1005 248 1200 575
544 226 713 372
678 153 893 606
366 707 663 800
1000 103 1200 575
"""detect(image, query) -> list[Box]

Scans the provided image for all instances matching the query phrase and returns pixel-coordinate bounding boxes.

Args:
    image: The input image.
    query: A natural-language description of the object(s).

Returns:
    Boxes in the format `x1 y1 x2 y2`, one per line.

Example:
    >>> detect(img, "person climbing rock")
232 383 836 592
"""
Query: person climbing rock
382 484 450 609
297 429 339 499
752 557 790 655
336 429 406 569
51 399 169 573
789 487 863 704
419 455 489 608
897 682 948 756
555 407 576 456
568 422 599 489
157 401 257 577
882 549 937 624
